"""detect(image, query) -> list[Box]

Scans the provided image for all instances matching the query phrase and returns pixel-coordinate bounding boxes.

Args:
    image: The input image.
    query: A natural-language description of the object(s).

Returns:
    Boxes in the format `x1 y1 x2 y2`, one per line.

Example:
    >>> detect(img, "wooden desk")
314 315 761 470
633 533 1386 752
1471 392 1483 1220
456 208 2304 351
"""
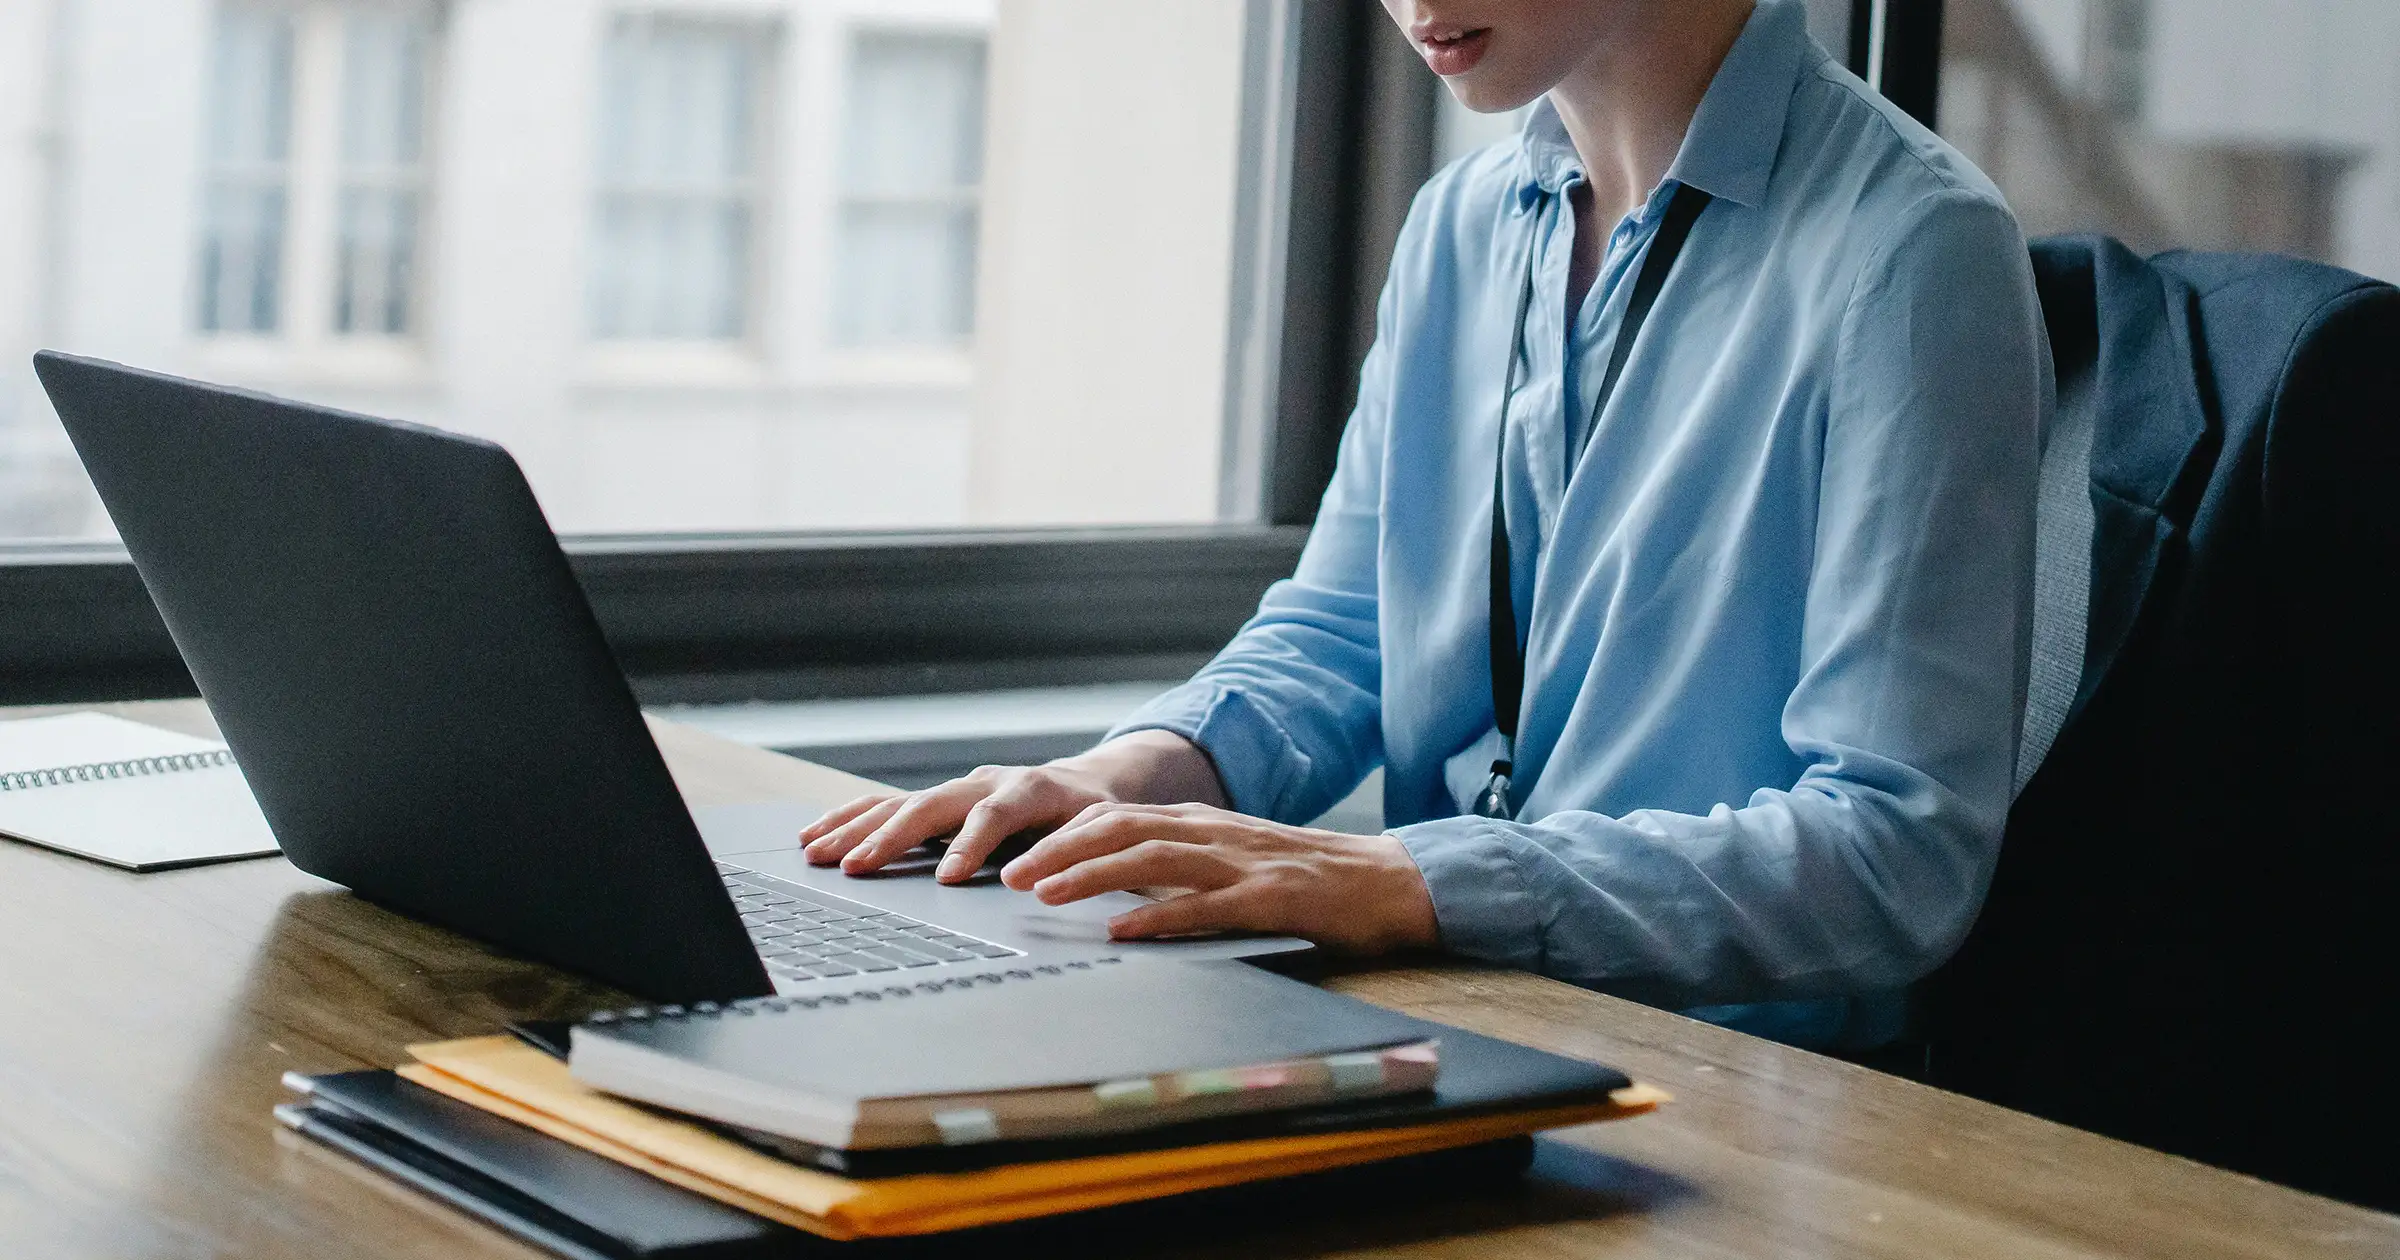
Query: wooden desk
1 699 2390 1259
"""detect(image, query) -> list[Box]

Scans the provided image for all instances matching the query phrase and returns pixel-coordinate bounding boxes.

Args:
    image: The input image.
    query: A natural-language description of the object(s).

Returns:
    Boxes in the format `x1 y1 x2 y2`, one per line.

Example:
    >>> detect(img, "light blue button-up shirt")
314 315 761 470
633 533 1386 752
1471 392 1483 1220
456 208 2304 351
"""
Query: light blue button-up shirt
1111 0 2046 1037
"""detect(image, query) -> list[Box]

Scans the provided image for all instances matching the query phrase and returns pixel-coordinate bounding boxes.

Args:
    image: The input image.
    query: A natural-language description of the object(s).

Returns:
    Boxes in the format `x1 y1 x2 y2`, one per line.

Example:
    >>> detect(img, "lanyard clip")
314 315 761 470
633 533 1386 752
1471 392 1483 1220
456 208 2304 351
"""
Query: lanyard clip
1472 758 1515 820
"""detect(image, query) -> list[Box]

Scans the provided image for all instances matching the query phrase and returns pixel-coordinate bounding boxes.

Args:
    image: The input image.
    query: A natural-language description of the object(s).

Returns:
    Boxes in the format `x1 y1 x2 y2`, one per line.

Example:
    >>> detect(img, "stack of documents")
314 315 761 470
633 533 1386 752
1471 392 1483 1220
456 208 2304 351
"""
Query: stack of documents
277 960 1666 1253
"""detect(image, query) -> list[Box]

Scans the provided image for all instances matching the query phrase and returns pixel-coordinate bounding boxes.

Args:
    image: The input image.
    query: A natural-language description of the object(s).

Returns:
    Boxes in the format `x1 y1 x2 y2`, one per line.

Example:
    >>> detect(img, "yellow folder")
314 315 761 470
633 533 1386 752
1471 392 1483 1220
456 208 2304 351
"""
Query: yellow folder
400 1036 1664 1239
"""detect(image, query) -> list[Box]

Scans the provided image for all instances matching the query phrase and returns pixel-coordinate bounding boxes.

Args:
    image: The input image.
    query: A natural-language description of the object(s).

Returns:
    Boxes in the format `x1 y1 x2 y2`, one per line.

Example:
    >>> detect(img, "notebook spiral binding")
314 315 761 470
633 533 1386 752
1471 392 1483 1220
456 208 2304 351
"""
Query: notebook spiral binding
587 957 1125 1027
0 747 237 793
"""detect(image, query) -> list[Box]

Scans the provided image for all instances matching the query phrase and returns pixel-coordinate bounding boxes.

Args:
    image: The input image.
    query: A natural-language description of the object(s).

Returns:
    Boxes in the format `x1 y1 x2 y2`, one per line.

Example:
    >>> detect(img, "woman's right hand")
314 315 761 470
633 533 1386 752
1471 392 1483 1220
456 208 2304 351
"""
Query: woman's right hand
798 730 1226 884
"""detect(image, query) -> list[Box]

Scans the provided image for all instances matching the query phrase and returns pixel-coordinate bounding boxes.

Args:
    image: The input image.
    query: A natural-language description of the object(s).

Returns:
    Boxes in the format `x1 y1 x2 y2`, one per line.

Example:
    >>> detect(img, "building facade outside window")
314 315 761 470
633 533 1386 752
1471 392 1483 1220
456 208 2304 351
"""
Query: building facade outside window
0 0 1278 539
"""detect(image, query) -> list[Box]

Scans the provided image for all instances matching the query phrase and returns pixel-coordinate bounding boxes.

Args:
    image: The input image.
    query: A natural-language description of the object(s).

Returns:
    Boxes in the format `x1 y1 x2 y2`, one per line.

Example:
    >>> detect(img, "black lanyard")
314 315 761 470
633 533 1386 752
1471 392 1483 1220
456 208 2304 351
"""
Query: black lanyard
1475 182 1713 821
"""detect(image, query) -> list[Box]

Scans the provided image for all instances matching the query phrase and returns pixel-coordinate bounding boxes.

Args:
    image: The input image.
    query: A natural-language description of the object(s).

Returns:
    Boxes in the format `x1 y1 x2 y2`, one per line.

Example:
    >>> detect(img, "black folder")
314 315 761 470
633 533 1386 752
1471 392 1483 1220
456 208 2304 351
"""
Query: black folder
278 1070 805 1259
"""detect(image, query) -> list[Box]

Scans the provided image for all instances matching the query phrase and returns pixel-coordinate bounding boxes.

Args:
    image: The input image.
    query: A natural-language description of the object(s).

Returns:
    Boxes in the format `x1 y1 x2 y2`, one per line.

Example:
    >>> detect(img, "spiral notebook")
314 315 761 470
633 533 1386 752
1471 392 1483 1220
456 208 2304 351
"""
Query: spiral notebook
0 711 279 870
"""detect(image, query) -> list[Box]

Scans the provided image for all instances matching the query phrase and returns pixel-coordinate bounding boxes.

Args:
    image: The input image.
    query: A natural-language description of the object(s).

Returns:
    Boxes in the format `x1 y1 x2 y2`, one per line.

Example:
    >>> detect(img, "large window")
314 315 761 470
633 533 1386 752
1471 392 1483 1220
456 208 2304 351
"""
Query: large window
0 0 1292 539
1939 0 2400 279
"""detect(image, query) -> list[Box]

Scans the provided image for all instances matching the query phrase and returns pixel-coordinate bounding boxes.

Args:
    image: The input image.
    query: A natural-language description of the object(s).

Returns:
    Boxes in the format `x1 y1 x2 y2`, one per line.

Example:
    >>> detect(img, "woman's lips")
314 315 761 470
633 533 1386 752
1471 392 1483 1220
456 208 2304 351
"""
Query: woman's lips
1415 27 1491 76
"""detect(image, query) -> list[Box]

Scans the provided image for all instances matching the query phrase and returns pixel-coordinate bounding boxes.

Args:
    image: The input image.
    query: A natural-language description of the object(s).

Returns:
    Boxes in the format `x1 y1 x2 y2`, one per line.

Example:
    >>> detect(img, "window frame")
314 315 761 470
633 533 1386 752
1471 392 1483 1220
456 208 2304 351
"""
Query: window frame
0 527 1309 705
192 0 443 379
829 25 987 351
1 1 1930 707
194 6 299 338
1851 0 1947 127
329 6 437 337
585 12 777 347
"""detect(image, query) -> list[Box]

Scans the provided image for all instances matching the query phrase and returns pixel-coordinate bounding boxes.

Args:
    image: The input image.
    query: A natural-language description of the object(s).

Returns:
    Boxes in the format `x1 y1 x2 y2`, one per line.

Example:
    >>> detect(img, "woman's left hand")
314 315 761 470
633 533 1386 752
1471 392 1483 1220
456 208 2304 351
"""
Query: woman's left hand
997 802 1440 955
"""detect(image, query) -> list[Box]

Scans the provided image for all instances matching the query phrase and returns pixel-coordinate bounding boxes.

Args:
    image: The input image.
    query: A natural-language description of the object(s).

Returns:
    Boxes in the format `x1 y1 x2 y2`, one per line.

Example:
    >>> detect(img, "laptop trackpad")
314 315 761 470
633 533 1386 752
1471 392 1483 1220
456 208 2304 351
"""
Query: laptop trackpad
697 799 857 860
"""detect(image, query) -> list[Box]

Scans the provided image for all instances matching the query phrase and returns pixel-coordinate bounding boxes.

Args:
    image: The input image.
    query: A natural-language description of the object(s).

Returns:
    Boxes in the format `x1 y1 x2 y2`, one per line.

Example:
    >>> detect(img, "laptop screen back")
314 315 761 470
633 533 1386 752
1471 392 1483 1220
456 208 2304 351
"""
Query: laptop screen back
35 351 770 1002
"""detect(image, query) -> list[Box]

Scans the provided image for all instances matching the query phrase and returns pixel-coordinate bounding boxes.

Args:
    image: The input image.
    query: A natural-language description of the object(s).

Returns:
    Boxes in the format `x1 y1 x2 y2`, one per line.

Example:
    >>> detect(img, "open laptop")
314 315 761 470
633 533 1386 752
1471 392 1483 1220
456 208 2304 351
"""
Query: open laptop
34 352 1313 1001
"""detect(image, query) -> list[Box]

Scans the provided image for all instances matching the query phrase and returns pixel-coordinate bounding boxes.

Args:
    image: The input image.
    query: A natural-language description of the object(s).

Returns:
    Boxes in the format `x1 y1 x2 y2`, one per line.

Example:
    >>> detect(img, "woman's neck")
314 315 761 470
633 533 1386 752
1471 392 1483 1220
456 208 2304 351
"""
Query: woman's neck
1547 0 1755 225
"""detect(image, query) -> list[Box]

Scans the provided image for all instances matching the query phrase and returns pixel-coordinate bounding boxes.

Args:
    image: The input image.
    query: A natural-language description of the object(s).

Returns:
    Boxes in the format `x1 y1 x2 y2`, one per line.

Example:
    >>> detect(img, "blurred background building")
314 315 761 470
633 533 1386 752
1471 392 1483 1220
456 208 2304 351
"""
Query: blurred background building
0 0 1272 538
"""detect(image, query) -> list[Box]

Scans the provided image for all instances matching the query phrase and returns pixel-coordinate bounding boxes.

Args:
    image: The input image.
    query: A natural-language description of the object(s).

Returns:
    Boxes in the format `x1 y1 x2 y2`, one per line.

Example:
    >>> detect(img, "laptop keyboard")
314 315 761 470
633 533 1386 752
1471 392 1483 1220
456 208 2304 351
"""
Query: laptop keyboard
714 862 1021 982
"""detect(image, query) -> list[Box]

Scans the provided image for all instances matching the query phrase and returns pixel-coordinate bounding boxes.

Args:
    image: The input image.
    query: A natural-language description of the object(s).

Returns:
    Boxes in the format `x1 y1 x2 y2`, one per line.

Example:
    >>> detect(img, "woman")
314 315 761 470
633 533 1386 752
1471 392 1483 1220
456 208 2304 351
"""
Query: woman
799 0 2045 1038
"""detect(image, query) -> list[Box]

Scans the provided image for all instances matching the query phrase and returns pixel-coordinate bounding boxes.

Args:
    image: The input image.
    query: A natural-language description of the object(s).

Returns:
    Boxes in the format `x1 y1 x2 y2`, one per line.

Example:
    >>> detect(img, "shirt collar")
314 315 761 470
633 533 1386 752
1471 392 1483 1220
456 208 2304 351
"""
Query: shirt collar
1508 0 1819 214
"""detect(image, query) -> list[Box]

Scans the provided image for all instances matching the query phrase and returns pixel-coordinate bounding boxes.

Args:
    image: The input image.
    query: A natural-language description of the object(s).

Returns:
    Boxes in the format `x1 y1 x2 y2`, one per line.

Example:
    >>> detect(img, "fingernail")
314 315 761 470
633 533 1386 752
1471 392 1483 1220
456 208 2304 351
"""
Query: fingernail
938 855 967 880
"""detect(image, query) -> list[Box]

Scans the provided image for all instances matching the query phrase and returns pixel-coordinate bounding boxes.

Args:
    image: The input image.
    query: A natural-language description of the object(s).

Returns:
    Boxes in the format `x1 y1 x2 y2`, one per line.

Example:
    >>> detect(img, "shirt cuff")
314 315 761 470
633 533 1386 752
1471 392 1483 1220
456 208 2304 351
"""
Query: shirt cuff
1105 683 1312 820
1389 817 1545 971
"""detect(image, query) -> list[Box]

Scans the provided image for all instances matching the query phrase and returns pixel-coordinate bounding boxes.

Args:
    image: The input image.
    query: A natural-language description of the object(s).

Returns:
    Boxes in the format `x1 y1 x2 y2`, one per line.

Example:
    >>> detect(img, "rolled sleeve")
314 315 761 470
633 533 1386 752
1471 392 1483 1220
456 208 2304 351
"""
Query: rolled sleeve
1106 684 1314 821
1390 817 1544 972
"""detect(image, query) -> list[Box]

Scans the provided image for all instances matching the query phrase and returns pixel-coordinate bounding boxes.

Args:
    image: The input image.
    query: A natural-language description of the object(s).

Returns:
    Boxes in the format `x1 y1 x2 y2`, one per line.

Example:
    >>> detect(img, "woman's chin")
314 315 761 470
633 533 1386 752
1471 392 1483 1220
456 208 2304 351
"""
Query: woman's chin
1438 71 1548 117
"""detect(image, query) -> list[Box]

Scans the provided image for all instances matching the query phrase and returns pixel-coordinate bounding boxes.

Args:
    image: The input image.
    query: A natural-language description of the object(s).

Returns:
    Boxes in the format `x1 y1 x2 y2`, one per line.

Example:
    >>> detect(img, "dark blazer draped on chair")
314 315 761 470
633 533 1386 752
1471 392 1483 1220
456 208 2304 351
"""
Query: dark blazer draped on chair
1927 236 2400 1209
